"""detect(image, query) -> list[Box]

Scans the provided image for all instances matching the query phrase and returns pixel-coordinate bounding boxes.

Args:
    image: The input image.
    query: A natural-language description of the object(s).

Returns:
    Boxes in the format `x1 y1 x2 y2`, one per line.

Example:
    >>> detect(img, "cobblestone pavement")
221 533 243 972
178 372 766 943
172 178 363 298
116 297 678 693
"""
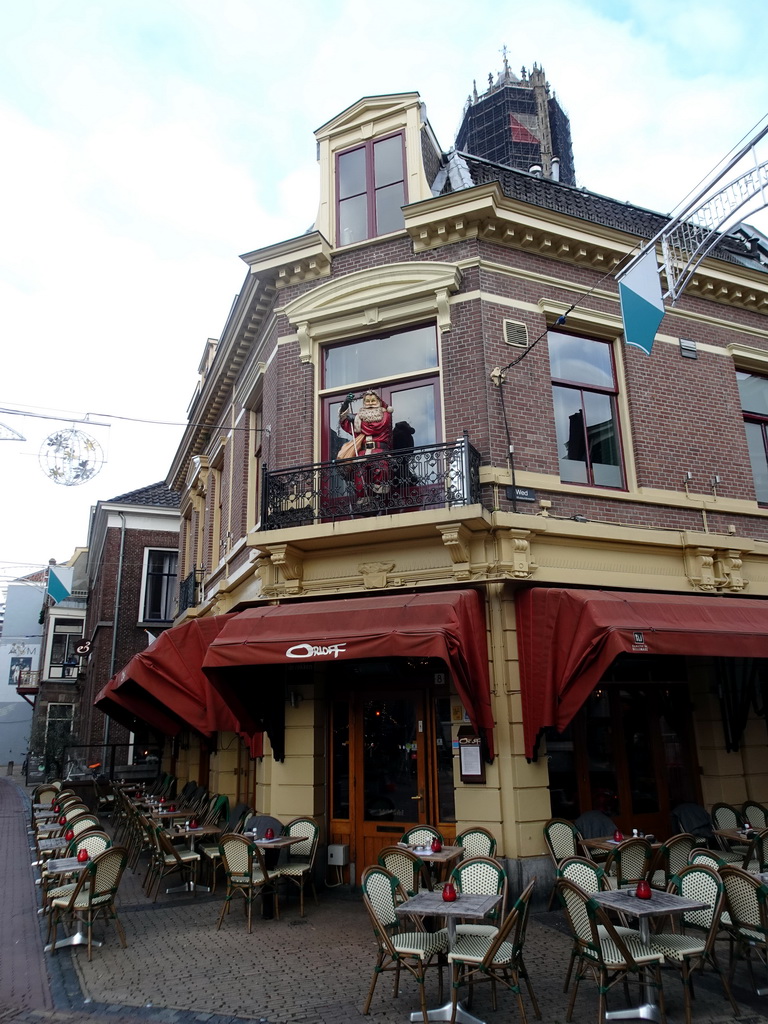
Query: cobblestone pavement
4 774 768 1024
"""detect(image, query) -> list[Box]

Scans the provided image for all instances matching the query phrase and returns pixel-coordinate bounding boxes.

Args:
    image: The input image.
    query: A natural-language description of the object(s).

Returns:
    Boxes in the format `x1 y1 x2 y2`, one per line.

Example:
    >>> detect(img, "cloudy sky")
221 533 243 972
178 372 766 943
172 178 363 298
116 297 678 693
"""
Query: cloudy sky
1 0 767 592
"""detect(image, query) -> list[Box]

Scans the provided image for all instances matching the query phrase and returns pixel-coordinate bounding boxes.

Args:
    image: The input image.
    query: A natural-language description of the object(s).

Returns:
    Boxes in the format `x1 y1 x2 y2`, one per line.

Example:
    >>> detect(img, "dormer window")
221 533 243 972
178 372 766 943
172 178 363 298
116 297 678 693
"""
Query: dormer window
337 133 406 245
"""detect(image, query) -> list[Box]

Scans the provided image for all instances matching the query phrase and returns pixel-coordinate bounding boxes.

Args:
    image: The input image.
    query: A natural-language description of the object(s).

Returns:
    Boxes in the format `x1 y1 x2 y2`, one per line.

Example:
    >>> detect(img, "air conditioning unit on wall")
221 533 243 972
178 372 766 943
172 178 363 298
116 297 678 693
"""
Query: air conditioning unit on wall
503 319 529 348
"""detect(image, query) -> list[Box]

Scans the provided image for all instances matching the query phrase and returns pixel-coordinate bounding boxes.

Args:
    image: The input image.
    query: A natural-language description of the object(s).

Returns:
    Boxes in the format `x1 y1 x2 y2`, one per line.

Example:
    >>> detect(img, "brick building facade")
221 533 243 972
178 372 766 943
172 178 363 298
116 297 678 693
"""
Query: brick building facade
79 483 180 772
100 83 768 894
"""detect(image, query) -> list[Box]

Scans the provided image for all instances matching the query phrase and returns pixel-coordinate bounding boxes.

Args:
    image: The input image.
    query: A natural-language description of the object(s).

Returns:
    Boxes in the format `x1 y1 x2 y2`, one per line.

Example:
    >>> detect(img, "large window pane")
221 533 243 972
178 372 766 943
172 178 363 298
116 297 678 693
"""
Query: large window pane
434 697 456 823
375 181 405 234
620 688 659 815
324 325 437 390
552 385 589 483
584 391 623 488
745 420 768 503
374 135 403 187
363 698 419 822
338 147 366 199
339 195 367 246
737 371 768 415
389 383 437 447
332 700 350 819
549 331 614 387
585 690 620 816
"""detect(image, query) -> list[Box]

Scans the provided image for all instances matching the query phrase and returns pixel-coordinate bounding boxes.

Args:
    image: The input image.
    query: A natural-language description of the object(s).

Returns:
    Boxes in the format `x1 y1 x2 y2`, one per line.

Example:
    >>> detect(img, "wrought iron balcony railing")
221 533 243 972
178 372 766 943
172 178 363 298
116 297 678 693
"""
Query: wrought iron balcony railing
178 568 204 614
261 433 481 531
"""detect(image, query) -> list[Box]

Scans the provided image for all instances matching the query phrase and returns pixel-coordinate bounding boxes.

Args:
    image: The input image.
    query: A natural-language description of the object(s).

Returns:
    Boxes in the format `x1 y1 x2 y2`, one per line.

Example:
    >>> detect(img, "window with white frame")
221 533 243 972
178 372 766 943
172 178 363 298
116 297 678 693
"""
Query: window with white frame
142 549 178 622
49 618 84 679
549 330 625 489
336 133 406 245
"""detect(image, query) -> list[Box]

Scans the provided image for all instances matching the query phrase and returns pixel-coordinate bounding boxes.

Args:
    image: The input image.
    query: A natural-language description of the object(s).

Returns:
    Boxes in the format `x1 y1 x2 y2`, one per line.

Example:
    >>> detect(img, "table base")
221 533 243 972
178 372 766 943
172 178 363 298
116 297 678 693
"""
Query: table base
44 930 102 953
409 999 486 1023
605 1002 662 1022
165 881 210 894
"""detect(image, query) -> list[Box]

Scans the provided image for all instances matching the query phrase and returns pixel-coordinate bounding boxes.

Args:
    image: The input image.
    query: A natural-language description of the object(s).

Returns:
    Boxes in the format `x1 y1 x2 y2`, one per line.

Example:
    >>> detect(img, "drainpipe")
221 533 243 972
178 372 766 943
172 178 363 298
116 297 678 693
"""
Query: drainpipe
104 512 127 758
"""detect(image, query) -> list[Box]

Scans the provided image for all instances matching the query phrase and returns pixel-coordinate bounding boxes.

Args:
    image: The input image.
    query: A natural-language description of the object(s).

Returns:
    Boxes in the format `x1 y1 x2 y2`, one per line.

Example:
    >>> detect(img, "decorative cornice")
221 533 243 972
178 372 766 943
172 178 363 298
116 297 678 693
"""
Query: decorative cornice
404 182 768 314
284 261 462 364
240 232 332 289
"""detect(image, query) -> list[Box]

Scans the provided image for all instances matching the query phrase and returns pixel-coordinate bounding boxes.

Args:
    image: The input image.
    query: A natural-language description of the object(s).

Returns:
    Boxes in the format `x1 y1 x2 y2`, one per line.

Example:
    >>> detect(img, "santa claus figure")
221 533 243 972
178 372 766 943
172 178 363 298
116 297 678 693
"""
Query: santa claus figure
338 390 393 503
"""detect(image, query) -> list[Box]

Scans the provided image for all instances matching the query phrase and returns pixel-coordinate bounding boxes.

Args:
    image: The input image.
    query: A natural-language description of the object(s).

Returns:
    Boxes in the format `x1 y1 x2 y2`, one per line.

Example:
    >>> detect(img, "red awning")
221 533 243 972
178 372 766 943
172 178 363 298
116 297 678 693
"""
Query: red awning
203 589 495 760
96 616 263 757
516 587 768 759
94 680 183 736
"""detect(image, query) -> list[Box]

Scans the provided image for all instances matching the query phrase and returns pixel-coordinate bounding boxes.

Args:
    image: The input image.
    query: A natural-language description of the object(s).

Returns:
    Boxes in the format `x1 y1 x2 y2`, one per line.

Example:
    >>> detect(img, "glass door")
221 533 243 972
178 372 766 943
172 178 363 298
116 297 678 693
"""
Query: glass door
356 693 427 869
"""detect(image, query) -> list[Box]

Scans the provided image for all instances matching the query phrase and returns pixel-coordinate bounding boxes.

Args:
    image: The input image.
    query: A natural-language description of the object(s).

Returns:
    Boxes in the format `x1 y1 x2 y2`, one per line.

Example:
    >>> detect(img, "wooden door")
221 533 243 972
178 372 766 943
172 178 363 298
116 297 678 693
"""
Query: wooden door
329 673 457 881
354 691 429 869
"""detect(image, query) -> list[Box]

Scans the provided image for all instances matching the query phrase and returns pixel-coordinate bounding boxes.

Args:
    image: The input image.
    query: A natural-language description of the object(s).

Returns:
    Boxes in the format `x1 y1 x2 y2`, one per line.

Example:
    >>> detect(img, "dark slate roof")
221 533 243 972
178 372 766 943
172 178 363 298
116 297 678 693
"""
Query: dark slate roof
453 152 764 272
107 481 181 508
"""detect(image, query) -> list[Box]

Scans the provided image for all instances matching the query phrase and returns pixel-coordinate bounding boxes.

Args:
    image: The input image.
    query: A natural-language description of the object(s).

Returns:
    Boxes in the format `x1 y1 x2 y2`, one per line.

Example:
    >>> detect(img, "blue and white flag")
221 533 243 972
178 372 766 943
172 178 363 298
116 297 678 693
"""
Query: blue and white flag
618 251 665 356
47 565 73 604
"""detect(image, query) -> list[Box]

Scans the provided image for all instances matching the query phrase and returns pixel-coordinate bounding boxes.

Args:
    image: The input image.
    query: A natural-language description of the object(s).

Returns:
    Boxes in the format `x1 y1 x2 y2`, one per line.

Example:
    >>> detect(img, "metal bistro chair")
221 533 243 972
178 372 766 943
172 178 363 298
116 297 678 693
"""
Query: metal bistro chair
447 880 540 1024
603 837 652 890
721 865 768 994
649 833 697 891
148 826 200 902
401 825 444 848
744 802 768 830
217 833 279 933
710 803 751 865
378 845 432 899
752 828 768 872
556 876 667 1024
48 846 129 962
557 857 640 993
455 827 497 860
558 856 611 896
361 865 448 1023
200 801 251 892
543 818 583 909
449 855 507 938
40 830 113 915
279 816 320 916
688 847 729 870
648 864 739 1024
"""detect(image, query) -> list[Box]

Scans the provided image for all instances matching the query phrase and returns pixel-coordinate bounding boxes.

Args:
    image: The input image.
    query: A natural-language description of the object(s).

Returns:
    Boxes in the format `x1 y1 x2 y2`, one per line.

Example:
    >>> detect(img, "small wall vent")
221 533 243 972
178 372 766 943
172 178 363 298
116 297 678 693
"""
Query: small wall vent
503 320 529 348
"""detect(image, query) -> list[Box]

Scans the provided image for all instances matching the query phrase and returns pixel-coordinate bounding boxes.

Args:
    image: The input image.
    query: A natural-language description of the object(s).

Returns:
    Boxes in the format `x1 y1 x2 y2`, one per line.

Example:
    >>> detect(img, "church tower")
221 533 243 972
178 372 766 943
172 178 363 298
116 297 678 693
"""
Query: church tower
455 51 576 185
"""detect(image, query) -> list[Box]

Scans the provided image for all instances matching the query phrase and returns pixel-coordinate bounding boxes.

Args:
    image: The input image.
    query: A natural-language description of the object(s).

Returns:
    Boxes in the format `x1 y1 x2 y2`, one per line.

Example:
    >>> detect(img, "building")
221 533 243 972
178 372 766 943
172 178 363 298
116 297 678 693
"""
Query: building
78 482 180 776
27 551 89 779
455 56 575 184
101 72 768 896
0 568 45 766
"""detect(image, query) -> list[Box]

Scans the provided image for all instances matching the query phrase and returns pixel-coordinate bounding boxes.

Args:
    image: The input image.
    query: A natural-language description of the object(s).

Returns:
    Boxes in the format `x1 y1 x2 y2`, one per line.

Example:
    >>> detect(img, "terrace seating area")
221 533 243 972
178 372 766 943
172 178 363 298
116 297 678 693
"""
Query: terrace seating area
14 777 768 1024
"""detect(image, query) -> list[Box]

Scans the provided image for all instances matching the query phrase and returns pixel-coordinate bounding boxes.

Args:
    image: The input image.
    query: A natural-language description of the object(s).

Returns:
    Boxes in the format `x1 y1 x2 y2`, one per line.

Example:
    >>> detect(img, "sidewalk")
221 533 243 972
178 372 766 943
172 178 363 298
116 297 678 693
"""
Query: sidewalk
2 774 766 1024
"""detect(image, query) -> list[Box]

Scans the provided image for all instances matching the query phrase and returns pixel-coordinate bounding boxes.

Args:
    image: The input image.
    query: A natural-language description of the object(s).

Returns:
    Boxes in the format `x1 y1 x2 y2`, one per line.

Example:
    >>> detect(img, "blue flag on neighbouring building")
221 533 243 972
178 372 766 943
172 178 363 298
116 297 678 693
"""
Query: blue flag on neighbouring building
618 250 666 356
47 565 73 604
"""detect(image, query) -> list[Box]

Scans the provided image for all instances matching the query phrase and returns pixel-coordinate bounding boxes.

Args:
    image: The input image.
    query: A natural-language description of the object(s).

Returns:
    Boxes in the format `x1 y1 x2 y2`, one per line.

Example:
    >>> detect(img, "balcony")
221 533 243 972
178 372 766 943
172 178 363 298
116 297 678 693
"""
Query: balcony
178 568 204 615
261 434 482 530
16 668 40 700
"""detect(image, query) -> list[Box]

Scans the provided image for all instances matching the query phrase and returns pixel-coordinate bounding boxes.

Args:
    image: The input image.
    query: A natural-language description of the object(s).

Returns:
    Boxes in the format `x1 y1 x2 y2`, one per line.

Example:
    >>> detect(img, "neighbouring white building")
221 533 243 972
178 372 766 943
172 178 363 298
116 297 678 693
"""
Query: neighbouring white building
0 570 45 765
